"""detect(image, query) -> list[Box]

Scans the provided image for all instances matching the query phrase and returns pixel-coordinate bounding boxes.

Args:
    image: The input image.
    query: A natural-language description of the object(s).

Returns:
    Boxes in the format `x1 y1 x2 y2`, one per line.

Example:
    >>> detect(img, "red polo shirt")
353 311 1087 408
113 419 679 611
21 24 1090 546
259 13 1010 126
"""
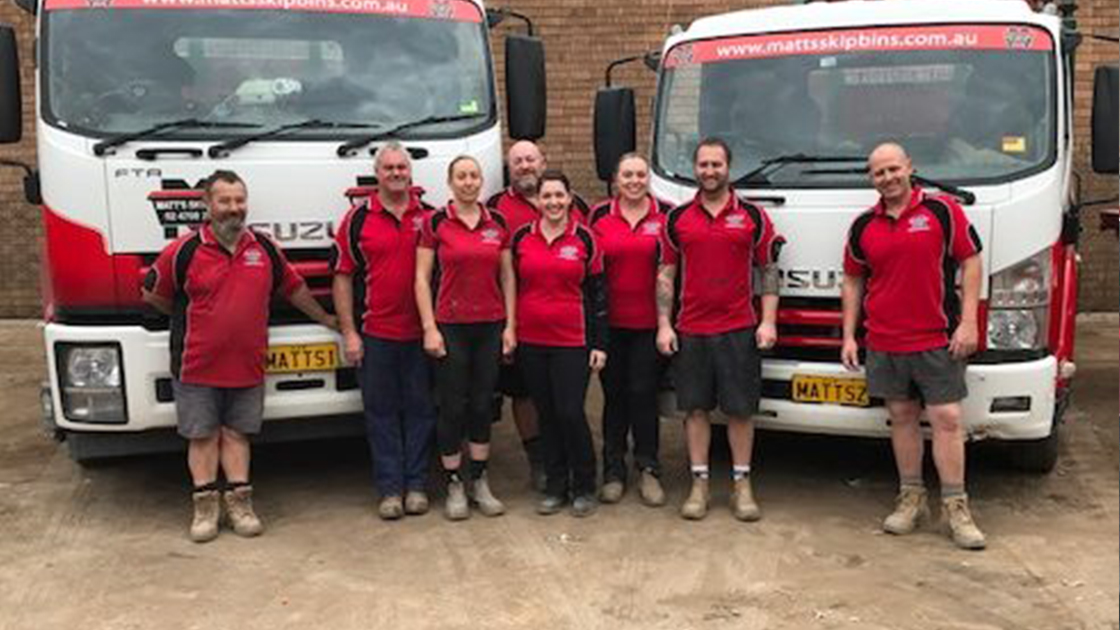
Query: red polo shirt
485 188 589 232
590 195 672 330
146 224 304 387
661 192 784 336
512 219 604 348
332 190 432 341
843 187 982 353
419 201 510 324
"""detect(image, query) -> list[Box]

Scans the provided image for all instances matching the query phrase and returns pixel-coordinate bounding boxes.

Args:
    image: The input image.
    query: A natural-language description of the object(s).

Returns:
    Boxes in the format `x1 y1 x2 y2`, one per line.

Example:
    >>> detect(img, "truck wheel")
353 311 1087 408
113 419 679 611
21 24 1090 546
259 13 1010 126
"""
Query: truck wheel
1006 401 1065 474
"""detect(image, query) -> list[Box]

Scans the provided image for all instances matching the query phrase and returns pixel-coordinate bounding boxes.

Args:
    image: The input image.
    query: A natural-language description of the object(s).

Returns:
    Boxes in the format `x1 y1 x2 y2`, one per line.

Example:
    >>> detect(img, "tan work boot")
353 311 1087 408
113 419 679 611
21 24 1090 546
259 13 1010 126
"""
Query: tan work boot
680 477 710 520
883 486 930 535
189 489 221 543
378 495 405 521
223 485 264 537
471 473 505 517
444 481 470 521
731 477 762 522
638 470 666 507
599 480 625 504
942 495 987 550
404 490 430 516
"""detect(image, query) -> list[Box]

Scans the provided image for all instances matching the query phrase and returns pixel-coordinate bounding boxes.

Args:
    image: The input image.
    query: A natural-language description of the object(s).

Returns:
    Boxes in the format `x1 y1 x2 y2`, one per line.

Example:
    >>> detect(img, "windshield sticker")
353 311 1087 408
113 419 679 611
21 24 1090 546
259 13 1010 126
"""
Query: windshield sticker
1002 136 1027 153
458 99 480 114
664 25 1054 68
43 0 483 22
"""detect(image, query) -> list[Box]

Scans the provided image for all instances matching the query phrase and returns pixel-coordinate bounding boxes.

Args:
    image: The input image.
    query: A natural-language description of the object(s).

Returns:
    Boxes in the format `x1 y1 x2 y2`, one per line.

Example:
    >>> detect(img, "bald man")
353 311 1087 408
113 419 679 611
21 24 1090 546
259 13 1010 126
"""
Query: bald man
486 140 590 491
841 143 986 550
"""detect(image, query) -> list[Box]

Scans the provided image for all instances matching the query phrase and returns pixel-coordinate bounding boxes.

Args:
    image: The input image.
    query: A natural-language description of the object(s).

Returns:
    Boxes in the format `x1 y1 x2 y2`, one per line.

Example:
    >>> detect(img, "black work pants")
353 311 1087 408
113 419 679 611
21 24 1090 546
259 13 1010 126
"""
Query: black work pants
518 344 595 497
600 327 662 481
434 322 504 456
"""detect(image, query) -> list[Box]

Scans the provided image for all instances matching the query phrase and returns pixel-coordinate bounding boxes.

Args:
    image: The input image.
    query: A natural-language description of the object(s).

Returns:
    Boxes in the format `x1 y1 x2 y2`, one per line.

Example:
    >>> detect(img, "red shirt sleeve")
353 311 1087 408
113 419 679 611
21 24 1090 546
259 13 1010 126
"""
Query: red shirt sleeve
145 239 180 299
843 222 868 276
418 211 438 249
751 205 785 268
275 247 305 298
332 207 357 275
659 216 679 266
946 198 982 262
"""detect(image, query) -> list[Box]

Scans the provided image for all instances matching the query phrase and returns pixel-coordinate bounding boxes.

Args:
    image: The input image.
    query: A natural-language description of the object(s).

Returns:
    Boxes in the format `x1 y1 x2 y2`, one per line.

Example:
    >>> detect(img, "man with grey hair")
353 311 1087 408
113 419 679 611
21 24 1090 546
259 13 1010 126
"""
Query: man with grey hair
333 142 438 520
144 169 336 542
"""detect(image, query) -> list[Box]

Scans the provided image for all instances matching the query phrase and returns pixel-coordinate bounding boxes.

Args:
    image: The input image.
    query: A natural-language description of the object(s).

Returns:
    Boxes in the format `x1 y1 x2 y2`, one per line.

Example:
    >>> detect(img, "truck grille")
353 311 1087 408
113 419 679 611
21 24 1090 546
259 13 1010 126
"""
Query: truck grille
770 296 848 363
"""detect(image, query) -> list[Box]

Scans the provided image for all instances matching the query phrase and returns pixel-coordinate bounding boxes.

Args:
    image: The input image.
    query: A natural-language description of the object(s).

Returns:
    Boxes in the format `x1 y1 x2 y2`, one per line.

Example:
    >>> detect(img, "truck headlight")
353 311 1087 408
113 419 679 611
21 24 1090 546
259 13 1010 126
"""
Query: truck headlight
987 250 1050 351
57 344 127 424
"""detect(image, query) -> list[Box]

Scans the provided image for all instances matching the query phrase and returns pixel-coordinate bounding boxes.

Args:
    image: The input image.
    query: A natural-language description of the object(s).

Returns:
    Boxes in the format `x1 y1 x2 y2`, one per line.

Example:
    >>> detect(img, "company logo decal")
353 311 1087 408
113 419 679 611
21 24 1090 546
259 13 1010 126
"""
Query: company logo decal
148 178 207 240
557 245 581 261
1004 26 1035 50
908 215 931 233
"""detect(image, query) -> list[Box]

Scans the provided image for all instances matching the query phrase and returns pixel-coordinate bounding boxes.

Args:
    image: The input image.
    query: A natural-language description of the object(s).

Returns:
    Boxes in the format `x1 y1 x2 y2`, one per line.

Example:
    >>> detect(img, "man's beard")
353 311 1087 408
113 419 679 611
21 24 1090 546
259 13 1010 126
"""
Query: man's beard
212 215 244 245
513 174 539 198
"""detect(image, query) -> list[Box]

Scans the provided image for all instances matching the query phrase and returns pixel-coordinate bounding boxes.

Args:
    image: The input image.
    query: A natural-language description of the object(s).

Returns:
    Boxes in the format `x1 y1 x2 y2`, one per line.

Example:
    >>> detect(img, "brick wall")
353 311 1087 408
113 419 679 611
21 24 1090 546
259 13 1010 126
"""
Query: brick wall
1 0 1116 316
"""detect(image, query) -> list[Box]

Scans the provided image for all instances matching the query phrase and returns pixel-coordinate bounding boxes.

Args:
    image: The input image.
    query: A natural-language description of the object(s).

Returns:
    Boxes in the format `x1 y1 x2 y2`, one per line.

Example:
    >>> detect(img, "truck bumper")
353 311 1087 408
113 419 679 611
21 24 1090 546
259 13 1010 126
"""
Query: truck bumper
45 323 363 434
660 356 1058 442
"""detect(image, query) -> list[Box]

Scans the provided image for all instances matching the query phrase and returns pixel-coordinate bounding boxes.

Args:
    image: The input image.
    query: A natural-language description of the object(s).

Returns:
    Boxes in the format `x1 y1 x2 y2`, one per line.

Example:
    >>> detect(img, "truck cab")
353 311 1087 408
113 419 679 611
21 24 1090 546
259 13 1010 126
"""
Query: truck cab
595 0 1118 472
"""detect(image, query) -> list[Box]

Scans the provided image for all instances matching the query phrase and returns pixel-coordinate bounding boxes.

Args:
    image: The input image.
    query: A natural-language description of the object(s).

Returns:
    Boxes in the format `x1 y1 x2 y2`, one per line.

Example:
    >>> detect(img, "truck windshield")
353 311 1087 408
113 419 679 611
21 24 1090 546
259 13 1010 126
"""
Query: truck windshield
42 0 494 138
654 24 1056 187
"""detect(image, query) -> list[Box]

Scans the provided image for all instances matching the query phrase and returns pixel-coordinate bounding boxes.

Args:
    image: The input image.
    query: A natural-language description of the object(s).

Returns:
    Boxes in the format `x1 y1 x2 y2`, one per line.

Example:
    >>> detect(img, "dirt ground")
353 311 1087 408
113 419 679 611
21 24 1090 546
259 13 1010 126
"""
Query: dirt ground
0 317 1116 630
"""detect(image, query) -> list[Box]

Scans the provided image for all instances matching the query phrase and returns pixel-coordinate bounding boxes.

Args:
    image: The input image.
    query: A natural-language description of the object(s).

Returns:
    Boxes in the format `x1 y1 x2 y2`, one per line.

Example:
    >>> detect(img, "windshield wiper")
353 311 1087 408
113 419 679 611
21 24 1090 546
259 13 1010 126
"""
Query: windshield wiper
911 174 976 205
337 114 488 157
734 153 865 187
92 118 262 157
208 119 380 158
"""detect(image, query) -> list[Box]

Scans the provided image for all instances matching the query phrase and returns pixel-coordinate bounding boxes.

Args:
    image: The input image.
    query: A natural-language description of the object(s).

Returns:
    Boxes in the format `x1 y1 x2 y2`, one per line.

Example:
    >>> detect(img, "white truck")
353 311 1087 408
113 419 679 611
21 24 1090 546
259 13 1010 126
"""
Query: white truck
0 0 547 462
594 0 1118 472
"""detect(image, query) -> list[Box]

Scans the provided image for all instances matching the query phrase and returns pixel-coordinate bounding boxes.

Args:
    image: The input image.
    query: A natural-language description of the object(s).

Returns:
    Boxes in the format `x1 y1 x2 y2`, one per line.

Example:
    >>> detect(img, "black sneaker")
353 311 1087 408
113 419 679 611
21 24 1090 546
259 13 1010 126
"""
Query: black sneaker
536 494 566 516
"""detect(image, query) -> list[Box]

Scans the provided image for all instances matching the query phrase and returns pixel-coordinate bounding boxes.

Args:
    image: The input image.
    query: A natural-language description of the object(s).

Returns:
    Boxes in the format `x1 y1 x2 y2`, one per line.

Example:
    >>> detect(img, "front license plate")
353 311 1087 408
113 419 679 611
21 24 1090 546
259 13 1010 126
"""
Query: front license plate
266 343 339 374
791 375 869 407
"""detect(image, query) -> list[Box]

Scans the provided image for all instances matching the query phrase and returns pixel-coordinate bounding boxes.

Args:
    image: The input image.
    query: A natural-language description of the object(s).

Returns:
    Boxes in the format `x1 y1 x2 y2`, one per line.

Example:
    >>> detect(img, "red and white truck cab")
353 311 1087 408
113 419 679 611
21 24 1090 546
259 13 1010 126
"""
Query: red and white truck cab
0 0 547 461
595 0 1118 472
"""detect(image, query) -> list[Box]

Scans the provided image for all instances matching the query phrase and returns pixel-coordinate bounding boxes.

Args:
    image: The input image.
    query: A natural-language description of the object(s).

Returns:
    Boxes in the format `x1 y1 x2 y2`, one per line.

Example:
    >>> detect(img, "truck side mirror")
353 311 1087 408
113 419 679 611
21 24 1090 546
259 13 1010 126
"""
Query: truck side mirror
505 34 546 141
1091 65 1118 175
593 87 636 182
0 26 22 144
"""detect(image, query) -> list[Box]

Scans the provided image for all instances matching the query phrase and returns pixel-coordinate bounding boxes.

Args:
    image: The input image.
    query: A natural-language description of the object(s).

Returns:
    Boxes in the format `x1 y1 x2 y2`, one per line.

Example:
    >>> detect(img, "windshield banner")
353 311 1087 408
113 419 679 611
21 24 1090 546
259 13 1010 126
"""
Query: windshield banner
665 24 1053 68
43 0 482 22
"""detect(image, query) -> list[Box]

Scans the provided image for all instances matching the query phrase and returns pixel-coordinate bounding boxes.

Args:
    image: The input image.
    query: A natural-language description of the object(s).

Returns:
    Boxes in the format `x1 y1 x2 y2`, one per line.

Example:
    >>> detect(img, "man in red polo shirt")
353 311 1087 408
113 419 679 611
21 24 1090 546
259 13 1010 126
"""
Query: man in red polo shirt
143 170 336 543
485 140 590 491
841 142 986 550
657 137 784 522
332 142 438 521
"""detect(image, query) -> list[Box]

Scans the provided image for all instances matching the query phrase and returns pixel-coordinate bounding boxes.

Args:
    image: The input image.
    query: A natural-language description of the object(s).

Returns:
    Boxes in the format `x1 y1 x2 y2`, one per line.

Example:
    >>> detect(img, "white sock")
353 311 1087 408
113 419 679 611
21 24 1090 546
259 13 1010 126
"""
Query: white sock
732 465 751 480
690 465 710 480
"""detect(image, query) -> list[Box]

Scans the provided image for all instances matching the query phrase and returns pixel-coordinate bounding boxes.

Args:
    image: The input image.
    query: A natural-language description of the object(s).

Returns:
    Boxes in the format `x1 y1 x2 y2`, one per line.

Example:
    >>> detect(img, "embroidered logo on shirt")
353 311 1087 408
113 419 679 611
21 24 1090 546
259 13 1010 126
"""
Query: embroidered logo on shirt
480 228 502 244
908 215 931 233
243 248 265 267
412 216 424 230
557 245 581 261
641 222 662 236
724 214 747 229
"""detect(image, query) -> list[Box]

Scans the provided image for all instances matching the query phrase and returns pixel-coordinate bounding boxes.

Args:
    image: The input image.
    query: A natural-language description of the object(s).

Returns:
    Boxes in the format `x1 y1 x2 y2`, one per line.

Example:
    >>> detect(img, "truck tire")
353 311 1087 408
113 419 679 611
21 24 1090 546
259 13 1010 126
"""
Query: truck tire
1006 399 1066 474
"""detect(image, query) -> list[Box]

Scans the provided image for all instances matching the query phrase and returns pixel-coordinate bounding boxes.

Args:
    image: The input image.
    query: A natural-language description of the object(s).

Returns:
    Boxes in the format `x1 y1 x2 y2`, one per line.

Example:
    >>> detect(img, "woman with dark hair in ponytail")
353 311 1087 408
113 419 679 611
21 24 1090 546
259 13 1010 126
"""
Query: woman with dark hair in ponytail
510 170 608 517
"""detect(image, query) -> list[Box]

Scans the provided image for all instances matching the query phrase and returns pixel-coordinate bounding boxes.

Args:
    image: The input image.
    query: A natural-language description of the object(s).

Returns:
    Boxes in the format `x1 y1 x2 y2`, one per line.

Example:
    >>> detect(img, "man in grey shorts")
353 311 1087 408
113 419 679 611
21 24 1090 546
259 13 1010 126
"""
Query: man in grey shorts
657 137 784 521
144 170 335 542
841 143 986 550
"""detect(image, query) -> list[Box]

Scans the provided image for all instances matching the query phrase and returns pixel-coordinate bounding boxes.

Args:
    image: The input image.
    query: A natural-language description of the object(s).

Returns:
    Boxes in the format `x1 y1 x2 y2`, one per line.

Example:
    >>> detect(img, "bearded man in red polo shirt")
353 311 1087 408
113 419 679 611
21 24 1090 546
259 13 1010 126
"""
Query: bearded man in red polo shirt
657 137 784 522
841 142 986 550
143 170 336 543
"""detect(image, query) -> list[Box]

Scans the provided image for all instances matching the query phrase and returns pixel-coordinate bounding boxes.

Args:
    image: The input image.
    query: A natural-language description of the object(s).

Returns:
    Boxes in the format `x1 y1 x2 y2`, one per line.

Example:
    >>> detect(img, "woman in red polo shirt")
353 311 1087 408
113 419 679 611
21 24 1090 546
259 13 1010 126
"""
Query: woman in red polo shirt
416 156 517 521
512 170 608 517
589 153 672 508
